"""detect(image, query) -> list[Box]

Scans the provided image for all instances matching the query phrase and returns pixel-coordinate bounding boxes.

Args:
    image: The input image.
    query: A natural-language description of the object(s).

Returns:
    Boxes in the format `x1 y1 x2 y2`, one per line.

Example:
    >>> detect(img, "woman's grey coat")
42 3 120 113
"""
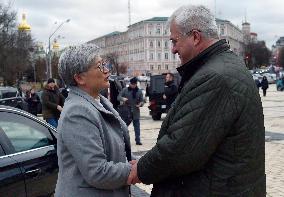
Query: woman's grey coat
55 86 131 197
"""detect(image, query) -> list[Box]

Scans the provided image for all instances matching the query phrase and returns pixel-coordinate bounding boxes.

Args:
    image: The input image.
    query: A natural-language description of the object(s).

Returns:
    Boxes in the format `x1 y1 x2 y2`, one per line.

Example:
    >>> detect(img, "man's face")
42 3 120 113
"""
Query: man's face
165 74 173 82
170 21 196 65
130 83 137 89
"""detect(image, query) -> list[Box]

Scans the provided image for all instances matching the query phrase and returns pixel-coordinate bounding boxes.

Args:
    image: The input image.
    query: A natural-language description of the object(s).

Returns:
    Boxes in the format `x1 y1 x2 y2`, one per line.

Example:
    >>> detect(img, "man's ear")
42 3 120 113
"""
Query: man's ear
193 30 202 46
74 73 86 86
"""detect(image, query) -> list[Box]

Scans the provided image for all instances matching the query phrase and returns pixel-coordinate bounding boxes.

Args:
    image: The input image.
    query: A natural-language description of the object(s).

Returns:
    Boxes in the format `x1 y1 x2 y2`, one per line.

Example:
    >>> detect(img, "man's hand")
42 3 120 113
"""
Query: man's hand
136 102 142 107
122 97 128 102
127 160 141 185
57 105 63 112
163 94 166 99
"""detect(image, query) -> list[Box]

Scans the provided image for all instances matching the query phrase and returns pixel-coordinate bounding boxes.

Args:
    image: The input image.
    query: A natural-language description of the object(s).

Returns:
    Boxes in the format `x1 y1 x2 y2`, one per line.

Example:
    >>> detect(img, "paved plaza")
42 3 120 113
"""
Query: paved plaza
129 84 284 196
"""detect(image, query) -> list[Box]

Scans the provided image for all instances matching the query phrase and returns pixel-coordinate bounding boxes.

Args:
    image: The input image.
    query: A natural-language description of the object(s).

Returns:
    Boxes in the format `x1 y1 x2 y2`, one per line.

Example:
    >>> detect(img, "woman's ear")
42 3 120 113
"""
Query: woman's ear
74 73 86 86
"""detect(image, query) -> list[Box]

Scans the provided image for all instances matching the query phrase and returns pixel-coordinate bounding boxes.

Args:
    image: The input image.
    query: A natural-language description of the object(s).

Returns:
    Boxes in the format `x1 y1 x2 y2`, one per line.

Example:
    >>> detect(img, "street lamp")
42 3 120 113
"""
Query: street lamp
47 19 70 79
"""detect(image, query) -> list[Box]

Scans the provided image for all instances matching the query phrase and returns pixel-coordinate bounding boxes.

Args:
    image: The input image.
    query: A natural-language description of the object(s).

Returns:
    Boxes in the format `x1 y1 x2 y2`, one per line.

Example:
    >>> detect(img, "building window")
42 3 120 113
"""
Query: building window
164 41 168 48
165 53 168 60
157 53 161 60
157 41 161 48
165 64 169 70
156 28 161 34
221 28 224 35
150 41 153 48
150 65 154 70
158 65 161 70
150 53 154 60
164 30 168 35
173 54 176 60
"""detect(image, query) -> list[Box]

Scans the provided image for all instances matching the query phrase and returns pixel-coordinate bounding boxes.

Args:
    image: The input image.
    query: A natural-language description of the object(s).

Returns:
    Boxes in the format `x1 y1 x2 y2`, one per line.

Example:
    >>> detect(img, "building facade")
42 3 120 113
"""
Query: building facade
216 18 245 56
88 17 180 75
272 37 284 66
89 17 245 75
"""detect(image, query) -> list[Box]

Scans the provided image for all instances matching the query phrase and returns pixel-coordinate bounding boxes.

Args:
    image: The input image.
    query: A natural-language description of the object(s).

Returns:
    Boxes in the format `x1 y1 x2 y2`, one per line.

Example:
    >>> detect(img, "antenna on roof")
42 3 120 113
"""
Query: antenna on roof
128 0 131 26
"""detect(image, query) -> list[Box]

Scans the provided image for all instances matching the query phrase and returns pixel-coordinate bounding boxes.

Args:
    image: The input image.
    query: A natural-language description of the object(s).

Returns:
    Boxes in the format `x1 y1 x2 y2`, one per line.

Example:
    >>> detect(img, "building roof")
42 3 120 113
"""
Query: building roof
129 17 169 27
18 13 31 31
145 17 169 22
242 22 250 25
104 31 123 37
215 18 230 23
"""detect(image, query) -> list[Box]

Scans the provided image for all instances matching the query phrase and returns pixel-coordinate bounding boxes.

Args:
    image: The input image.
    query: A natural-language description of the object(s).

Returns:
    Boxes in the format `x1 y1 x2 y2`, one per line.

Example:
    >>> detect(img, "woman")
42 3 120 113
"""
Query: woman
25 88 40 116
55 44 133 197
41 78 65 128
261 76 269 96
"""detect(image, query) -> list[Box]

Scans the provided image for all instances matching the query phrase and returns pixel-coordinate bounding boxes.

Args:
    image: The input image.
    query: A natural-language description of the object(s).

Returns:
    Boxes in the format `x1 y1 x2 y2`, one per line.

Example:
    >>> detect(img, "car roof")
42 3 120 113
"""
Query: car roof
0 105 57 132
0 86 18 91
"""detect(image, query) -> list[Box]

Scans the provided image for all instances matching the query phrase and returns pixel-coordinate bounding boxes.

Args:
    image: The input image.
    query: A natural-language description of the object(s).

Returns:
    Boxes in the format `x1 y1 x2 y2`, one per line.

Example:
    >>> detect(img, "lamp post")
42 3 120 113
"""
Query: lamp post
47 19 70 79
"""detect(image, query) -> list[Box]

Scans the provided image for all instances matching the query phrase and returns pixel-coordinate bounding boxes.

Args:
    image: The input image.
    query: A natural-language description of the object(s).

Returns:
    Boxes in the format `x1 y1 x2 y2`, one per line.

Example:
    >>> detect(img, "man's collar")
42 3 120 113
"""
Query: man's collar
176 39 229 92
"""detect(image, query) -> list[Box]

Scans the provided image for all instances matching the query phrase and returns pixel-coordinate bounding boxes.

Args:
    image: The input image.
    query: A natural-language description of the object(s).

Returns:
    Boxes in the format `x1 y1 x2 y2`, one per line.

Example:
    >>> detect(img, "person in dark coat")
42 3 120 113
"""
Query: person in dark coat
25 88 40 116
254 78 261 90
118 77 144 145
127 5 265 197
261 76 269 96
163 73 178 109
41 78 65 128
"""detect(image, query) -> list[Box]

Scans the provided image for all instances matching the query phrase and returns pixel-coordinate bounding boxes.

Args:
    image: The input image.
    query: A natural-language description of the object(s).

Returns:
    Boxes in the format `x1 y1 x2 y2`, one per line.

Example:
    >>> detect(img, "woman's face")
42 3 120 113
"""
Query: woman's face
80 57 110 93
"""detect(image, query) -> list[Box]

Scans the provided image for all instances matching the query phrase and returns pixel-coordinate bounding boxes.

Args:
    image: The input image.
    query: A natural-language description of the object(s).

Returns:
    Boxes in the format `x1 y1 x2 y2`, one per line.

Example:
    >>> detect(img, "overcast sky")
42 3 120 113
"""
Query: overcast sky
4 0 284 50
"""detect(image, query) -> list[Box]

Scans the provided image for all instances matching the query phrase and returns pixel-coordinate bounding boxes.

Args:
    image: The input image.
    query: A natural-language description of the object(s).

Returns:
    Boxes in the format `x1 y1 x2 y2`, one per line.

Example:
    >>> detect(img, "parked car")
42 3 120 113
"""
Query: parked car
0 105 58 196
0 86 27 111
148 73 180 120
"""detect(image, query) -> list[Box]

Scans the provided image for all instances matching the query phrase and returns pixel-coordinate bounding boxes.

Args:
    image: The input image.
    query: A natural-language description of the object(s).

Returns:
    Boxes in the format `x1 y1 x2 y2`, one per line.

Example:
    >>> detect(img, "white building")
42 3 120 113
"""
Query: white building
88 17 180 76
89 17 246 75
216 18 245 56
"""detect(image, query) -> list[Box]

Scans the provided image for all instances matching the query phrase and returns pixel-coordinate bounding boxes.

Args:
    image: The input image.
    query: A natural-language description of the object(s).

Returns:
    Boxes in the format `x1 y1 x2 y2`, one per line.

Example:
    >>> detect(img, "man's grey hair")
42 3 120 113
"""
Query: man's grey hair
168 5 219 39
58 44 101 86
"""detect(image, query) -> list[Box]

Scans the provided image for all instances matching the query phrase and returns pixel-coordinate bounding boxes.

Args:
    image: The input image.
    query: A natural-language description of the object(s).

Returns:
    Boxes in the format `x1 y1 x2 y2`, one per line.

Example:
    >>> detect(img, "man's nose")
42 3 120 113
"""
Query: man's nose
171 46 178 54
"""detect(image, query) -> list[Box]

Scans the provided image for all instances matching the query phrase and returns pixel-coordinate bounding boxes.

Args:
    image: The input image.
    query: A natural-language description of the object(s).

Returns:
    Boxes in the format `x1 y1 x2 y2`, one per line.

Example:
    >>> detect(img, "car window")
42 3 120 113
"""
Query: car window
0 112 54 153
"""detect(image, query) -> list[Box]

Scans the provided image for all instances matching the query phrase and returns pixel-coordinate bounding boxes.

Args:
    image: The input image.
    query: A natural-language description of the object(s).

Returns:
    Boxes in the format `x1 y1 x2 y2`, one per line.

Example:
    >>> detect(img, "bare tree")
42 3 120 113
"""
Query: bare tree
244 41 271 69
0 1 34 85
104 52 128 75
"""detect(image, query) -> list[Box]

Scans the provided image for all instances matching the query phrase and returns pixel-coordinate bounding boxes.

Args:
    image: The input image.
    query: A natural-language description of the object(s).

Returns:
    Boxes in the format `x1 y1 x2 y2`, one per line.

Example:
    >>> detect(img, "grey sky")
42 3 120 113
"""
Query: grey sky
4 0 284 49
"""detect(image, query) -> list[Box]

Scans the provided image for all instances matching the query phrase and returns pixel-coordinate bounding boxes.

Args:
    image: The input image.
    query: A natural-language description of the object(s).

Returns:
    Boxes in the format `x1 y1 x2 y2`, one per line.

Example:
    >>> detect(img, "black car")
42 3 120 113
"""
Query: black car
0 105 58 197
148 74 180 120
0 86 27 111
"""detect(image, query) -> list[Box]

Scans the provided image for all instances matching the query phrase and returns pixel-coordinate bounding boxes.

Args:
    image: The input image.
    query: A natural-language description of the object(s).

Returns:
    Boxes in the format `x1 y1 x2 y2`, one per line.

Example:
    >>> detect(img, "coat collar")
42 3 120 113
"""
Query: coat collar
176 39 229 92
69 86 116 116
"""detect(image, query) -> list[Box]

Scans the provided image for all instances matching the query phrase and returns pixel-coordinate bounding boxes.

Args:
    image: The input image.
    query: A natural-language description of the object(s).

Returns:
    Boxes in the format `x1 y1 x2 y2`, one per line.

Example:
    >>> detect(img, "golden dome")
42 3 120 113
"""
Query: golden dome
52 40 60 50
18 13 31 31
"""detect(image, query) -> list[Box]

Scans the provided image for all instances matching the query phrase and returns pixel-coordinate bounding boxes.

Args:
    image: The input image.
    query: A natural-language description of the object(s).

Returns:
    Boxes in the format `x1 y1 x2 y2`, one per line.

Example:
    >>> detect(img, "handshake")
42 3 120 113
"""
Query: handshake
127 160 141 185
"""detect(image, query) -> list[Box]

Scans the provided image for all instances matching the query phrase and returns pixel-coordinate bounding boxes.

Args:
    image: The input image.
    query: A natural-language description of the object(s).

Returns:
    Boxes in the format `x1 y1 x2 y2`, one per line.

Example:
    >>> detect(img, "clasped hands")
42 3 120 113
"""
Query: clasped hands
127 160 141 185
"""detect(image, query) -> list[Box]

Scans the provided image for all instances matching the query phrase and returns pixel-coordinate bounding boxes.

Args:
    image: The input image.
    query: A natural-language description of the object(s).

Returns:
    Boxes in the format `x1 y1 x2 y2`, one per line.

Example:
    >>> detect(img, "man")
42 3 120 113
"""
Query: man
42 78 65 128
118 77 144 145
163 73 178 110
128 5 265 196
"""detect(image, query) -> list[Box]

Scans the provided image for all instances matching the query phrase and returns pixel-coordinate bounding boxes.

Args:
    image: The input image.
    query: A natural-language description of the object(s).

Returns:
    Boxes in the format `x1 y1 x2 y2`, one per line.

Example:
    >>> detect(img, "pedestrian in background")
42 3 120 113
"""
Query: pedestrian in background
118 77 144 145
128 4 265 196
25 88 40 116
55 44 134 197
41 78 65 128
163 73 178 110
254 78 261 90
261 76 269 96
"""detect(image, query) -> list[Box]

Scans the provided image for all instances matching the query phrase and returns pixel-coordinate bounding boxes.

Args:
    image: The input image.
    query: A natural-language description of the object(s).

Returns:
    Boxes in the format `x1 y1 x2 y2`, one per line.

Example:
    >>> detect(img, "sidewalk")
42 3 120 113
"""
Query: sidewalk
129 84 284 196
